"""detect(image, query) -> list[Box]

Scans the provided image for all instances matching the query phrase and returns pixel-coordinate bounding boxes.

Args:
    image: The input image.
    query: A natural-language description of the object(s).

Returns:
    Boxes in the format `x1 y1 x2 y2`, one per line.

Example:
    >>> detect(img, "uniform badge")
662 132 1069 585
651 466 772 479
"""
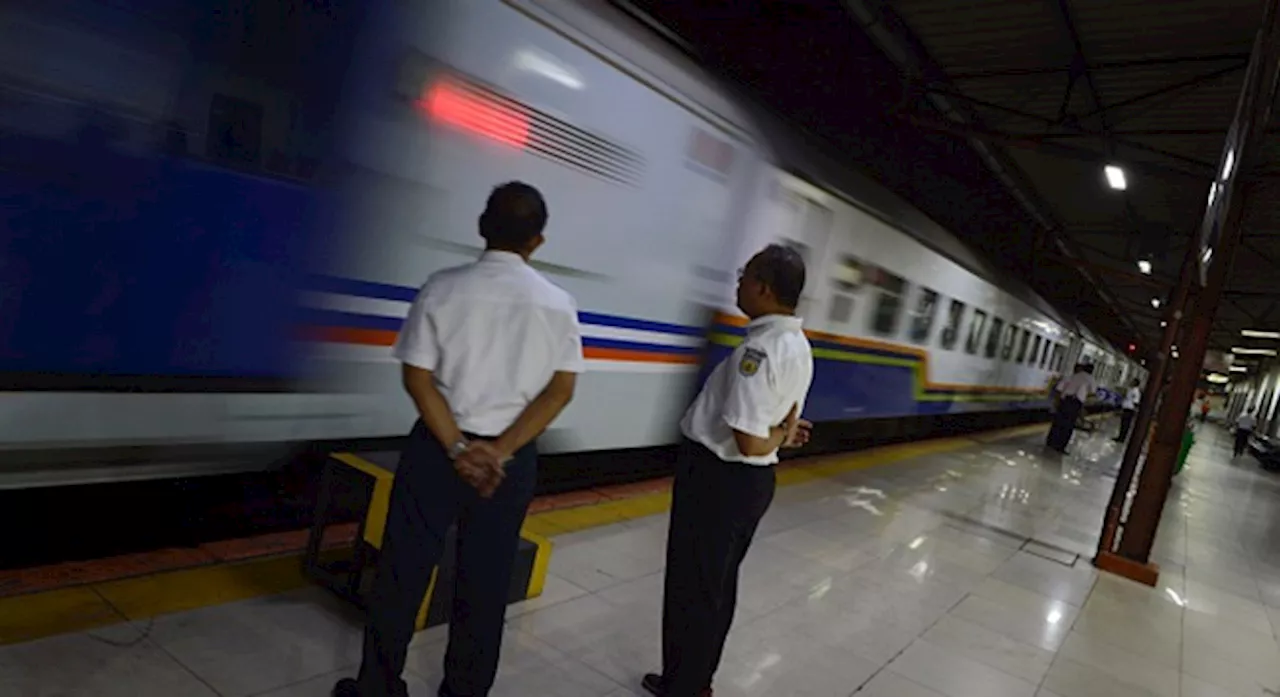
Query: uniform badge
738 347 767 377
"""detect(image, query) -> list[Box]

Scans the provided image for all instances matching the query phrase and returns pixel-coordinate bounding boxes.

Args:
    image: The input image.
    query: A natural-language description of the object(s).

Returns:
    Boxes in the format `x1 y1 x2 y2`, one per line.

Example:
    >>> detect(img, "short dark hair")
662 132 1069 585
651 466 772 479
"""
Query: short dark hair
480 181 548 249
1082 363 1095 374
752 244 806 309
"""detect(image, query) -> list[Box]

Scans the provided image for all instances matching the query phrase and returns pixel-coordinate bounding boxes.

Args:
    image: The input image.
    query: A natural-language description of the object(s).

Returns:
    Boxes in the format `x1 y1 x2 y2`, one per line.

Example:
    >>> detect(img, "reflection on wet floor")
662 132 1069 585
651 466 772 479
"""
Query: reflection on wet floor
4 419 1280 697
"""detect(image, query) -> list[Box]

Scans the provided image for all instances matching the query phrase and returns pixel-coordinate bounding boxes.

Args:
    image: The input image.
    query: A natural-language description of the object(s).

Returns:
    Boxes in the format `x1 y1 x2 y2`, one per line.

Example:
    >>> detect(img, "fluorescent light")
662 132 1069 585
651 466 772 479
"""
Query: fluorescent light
1241 330 1280 339
1160 321 1168 327
1137 259 1152 275
1151 298 1162 309
1202 247 1214 265
1231 347 1278 356
1230 366 1249 372
1223 149 1236 181
1207 374 1229 384
1105 165 1128 190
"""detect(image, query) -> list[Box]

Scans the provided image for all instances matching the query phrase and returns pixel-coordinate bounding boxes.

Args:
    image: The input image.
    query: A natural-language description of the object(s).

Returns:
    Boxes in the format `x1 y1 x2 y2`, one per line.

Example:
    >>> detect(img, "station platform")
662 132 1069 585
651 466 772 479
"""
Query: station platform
3 419 1279 697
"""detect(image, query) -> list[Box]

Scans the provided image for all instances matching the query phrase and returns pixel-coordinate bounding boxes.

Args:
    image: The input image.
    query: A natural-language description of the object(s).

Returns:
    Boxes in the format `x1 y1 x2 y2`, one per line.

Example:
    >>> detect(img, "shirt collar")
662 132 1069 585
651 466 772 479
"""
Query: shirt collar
479 250 526 266
746 313 804 335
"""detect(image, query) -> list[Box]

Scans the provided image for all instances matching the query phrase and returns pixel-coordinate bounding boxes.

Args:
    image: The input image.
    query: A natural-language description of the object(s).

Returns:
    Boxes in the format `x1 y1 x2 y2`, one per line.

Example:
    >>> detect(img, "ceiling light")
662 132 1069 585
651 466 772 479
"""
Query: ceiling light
1151 298 1162 309
1160 320 1168 328
1137 259 1152 275
1222 149 1236 181
1207 374 1229 384
1105 165 1128 191
1231 347 1278 356
1230 366 1249 372
1241 330 1280 339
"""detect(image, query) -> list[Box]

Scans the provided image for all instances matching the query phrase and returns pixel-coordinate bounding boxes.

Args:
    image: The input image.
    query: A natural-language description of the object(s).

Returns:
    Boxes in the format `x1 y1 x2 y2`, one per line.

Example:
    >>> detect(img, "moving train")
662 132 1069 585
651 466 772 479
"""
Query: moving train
0 0 1142 490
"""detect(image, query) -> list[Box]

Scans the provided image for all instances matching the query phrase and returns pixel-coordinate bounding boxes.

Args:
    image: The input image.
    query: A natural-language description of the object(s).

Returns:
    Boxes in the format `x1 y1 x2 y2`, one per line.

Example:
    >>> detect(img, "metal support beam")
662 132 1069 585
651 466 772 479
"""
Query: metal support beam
1080 63 1248 122
947 53 1251 81
900 113 1212 180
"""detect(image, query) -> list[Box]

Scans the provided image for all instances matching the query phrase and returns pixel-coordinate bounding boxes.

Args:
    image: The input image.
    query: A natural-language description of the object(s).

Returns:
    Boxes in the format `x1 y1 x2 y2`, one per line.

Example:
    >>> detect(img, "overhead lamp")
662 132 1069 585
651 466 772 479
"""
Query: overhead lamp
1104 165 1128 191
1230 366 1249 372
1207 373 1230 384
1151 298 1162 309
1160 320 1168 328
1231 347 1278 356
1137 259 1153 275
1241 330 1280 339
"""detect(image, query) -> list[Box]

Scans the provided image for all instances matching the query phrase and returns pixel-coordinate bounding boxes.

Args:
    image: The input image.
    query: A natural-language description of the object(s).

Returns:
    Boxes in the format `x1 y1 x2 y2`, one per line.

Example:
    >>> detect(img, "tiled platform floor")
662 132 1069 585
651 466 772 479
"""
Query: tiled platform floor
5 420 1280 697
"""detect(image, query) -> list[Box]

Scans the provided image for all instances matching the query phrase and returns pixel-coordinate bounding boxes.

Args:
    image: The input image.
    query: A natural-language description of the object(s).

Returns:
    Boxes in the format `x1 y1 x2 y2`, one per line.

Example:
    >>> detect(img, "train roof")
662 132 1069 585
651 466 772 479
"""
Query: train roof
550 0 1130 353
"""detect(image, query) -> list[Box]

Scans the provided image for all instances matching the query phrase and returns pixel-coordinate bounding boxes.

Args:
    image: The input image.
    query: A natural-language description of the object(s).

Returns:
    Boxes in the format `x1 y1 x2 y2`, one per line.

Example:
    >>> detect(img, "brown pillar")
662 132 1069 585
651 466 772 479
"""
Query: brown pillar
1095 0 1280 582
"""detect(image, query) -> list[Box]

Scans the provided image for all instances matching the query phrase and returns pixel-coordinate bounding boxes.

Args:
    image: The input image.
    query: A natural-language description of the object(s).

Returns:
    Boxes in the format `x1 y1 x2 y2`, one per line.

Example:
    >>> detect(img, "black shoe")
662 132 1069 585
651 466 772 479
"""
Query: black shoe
642 673 713 696
333 678 360 697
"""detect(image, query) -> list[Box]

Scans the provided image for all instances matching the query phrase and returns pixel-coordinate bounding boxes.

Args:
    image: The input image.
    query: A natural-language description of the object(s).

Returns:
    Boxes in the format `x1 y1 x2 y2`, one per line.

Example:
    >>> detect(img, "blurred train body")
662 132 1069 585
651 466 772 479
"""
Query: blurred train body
0 0 1143 490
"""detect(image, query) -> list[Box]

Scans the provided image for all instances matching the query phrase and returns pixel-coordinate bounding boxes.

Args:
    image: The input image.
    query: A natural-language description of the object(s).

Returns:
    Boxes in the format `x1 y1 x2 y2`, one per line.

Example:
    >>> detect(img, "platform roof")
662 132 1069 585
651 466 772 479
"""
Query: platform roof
624 0 1280 362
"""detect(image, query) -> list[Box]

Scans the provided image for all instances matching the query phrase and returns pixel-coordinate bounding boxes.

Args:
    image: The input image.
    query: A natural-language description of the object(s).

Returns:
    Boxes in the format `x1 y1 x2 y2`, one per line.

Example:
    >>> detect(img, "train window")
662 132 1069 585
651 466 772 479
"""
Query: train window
828 294 855 324
869 268 908 336
1030 336 1043 366
965 310 988 355
1040 341 1052 369
940 299 965 350
985 318 1005 359
832 255 868 292
908 288 940 344
1016 329 1031 363
1001 325 1017 360
1051 344 1064 371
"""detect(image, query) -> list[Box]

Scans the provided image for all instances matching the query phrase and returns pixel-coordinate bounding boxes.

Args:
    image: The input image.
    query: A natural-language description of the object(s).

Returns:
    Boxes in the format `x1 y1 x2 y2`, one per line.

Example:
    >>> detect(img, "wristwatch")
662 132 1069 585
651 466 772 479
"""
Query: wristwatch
447 438 470 460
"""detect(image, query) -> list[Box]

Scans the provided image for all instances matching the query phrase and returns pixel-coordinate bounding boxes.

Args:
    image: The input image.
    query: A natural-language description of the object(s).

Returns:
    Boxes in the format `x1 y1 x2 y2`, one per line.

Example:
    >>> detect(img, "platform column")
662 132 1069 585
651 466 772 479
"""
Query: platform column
1094 0 1280 584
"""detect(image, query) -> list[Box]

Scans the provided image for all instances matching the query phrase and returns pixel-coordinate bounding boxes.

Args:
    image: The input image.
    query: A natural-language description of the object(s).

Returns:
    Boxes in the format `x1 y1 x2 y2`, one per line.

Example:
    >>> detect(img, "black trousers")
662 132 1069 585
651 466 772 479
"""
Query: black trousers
661 439 776 696
356 421 537 697
1046 397 1083 452
1117 408 1136 441
1235 428 1252 457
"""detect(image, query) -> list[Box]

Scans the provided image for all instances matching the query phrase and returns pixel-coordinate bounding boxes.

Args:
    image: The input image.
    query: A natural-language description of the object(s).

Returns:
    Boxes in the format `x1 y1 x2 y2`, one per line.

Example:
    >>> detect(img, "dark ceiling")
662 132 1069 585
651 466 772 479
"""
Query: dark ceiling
621 0 1279 362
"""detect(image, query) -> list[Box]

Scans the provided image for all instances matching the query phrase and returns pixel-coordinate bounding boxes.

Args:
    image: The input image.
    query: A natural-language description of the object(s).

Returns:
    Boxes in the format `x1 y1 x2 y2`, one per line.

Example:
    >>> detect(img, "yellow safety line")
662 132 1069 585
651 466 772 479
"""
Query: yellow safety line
0 420 1060 645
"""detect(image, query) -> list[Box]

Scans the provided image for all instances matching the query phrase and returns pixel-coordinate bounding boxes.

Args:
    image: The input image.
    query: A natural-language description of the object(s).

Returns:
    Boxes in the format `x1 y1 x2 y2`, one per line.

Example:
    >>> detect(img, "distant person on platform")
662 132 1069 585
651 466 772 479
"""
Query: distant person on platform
1046 363 1095 455
643 245 814 697
1114 378 1141 443
1234 408 1257 458
1200 398 1212 423
334 182 583 697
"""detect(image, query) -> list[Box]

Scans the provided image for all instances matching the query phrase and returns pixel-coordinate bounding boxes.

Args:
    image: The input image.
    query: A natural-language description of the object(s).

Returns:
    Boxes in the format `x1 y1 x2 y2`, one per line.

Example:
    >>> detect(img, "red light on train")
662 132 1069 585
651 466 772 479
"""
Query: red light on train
1128 343 1136 353
420 82 530 148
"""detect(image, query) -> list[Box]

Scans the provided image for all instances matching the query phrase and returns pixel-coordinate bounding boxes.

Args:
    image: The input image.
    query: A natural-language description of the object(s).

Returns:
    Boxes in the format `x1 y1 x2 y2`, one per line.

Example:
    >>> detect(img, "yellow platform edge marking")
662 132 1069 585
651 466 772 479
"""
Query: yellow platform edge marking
0 420 1061 645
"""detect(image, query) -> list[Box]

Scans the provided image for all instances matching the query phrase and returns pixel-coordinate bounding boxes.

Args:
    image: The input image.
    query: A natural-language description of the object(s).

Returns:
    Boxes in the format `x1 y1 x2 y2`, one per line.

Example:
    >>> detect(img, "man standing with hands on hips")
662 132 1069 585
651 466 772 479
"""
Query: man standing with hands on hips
334 182 583 697
643 244 814 697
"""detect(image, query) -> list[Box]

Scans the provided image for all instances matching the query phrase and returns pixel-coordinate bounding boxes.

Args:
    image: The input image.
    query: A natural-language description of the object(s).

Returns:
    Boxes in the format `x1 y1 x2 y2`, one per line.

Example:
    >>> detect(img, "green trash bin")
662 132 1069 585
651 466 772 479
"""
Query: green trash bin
1174 426 1195 476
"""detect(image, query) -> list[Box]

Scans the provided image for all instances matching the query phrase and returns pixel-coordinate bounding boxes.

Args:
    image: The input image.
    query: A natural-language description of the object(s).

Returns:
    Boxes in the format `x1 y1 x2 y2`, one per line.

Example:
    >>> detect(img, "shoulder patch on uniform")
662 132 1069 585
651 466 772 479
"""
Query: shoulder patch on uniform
738 347 768 377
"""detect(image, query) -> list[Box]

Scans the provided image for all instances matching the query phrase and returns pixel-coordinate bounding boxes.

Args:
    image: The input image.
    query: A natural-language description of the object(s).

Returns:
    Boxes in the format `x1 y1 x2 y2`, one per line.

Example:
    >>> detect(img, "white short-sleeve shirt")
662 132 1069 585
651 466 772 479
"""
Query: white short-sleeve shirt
680 314 814 466
1056 371 1096 402
393 250 584 437
1122 387 1140 410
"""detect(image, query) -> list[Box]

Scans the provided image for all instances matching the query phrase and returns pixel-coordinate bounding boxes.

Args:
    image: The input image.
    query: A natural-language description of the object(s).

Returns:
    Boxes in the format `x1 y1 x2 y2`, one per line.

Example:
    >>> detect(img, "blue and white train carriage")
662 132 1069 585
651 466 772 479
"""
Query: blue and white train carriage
0 0 1141 489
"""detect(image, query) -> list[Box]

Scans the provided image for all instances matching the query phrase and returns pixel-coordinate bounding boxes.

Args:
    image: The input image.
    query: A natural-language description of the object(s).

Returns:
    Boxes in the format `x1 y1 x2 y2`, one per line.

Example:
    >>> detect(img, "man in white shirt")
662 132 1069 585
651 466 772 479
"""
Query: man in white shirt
1114 378 1142 443
1046 362 1095 454
1234 408 1258 458
643 245 814 697
334 182 583 697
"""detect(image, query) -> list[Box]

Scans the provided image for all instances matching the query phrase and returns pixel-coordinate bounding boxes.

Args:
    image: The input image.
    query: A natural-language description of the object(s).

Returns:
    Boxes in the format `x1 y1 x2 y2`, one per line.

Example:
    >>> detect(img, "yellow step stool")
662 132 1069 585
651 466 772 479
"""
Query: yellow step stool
302 450 551 630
